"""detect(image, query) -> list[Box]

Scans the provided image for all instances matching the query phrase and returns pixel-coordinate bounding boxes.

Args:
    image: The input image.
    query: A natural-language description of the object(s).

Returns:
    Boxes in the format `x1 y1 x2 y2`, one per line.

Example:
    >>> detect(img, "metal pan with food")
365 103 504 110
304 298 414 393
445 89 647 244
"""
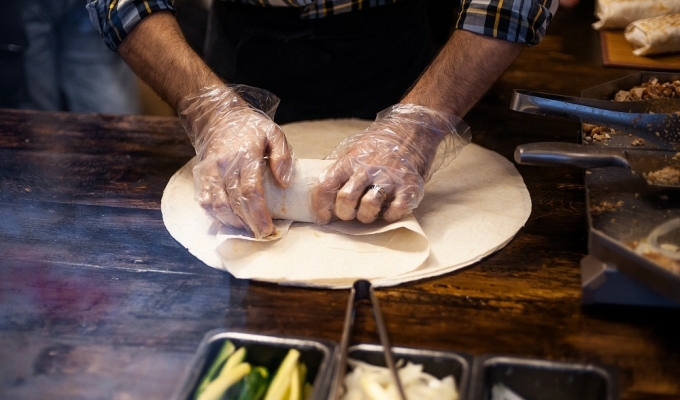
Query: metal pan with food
578 73 680 306
514 142 680 189
468 355 617 400
172 330 337 400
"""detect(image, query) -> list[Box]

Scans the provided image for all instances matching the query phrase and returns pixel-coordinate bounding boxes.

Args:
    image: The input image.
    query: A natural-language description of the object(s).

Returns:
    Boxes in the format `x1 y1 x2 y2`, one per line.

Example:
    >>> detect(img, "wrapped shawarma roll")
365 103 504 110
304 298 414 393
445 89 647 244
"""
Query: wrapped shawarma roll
262 158 332 223
624 13 680 56
593 0 680 30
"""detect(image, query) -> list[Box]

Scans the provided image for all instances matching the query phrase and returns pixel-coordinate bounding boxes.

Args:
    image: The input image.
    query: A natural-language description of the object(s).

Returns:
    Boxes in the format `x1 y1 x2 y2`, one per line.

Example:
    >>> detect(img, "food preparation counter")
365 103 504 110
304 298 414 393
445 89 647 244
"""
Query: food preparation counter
1 1 678 398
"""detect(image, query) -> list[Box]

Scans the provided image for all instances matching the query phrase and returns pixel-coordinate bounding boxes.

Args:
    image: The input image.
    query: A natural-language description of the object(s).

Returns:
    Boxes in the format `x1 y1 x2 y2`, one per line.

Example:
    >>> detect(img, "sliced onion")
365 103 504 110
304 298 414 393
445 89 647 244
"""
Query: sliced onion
646 218 680 260
340 359 459 400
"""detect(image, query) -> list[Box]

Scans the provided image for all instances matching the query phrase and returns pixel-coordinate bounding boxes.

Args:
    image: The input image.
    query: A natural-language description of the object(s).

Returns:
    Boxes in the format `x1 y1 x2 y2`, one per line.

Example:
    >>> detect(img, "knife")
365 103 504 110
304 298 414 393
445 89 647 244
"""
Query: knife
514 142 680 188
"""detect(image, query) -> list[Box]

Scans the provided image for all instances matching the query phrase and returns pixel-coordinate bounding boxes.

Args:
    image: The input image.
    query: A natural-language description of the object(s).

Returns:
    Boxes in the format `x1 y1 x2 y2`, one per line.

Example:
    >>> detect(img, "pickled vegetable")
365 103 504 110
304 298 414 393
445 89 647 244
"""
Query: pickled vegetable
192 341 311 400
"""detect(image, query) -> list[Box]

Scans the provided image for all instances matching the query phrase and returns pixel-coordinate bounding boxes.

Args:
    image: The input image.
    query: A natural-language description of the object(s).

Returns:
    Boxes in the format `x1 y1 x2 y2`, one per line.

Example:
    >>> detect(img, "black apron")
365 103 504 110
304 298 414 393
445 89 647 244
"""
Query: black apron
203 0 437 124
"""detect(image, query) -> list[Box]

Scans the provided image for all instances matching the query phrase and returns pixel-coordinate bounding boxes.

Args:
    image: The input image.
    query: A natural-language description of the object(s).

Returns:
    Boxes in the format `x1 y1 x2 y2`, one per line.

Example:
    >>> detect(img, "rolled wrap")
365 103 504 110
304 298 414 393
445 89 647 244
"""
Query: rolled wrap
625 13 680 56
263 158 333 222
593 0 680 30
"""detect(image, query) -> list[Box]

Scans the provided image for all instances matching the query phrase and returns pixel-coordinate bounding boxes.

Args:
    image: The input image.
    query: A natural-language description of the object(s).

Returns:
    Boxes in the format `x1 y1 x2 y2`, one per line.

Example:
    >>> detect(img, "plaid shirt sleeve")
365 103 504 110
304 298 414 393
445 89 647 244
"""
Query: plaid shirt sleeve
455 0 558 46
86 0 176 52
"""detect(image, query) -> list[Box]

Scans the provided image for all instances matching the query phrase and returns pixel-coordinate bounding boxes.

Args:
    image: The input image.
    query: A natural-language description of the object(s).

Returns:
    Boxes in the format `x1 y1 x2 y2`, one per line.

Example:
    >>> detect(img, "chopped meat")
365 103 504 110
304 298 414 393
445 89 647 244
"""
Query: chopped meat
639 251 680 275
584 79 680 143
589 200 624 215
614 79 680 101
644 166 680 185
583 125 615 142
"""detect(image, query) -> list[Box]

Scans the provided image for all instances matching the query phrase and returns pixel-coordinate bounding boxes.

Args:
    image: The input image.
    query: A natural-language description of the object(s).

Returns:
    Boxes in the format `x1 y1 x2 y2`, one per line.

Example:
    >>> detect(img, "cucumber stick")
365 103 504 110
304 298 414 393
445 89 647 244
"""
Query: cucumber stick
194 344 312 400
197 361 251 400
297 364 309 400
287 360 300 400
194 340 236 398
197 346 250 400
263 349 301 400
235 366 270 400
222 346 247 372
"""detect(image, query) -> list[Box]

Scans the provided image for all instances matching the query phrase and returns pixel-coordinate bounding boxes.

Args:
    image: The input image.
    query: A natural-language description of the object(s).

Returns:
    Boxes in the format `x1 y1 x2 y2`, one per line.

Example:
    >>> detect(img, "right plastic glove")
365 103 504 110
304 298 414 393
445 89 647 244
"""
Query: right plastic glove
311 104 471 225
178 84 294 238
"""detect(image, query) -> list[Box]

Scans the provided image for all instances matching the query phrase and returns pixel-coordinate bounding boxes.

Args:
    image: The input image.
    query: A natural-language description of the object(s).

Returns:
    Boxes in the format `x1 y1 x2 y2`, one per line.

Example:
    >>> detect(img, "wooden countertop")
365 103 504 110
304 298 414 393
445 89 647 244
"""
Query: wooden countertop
1 1 678 398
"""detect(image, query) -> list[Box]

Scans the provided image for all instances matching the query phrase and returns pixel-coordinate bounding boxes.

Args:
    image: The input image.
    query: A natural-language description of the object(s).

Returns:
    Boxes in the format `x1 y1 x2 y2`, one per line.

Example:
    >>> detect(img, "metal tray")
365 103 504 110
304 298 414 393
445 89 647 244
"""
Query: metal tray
469 355 617 400
579 72 680 305
580 71 680 150
335 343 472 400
580 72 680 101
171 329 337 400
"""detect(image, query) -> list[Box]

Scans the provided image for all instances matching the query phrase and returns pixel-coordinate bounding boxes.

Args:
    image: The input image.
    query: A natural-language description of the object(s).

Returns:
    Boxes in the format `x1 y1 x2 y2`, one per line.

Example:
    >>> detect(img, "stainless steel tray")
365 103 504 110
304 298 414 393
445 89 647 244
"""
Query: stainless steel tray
580 72 680 305
469 355 617 400
173 332 620 400
171 329 337 400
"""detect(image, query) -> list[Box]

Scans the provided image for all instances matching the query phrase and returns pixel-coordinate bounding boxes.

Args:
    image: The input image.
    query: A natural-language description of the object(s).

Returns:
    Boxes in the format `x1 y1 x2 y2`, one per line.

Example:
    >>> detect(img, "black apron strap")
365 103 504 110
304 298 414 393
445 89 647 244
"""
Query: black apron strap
204 0 436 123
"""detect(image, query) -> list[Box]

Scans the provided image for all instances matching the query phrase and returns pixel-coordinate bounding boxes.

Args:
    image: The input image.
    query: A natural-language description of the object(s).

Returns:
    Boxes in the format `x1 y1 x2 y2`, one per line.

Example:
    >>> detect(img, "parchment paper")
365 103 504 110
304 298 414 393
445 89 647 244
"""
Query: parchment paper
161 119 532 288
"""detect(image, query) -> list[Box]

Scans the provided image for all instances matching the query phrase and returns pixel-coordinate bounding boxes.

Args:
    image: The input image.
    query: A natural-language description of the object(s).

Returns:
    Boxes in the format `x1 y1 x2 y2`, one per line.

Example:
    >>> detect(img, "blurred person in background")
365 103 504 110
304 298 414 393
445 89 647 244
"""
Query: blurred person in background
0 0 27 108
18 0 141 114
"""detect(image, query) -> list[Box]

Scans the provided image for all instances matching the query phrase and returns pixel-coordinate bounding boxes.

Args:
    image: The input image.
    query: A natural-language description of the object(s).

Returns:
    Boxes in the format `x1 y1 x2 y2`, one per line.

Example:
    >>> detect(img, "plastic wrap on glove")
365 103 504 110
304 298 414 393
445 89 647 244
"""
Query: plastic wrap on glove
178 84 293 238
312 104 471 224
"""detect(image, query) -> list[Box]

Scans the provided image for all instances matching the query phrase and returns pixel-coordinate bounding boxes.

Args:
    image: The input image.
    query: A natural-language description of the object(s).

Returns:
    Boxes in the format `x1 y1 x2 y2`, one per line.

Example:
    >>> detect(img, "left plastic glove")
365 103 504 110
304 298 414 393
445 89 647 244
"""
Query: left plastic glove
311 104 471 225
178 84 294 238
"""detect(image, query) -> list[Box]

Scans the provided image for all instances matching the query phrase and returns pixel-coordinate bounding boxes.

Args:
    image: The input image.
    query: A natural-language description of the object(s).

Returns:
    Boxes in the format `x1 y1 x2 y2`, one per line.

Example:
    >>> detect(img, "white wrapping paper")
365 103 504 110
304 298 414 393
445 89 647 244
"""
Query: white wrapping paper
161 119 532 288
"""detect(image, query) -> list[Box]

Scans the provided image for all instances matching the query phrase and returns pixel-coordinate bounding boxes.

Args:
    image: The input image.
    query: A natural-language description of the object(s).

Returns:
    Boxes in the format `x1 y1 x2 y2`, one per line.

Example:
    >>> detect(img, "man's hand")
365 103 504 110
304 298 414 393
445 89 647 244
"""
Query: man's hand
311 104 470 225
179 86 293 238
118 13 293 238
312 29 523 226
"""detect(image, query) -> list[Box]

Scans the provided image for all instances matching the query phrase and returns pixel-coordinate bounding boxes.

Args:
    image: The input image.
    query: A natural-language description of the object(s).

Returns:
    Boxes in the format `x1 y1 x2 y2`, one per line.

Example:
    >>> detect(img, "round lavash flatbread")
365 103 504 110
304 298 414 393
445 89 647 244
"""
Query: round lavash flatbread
161 119 532 288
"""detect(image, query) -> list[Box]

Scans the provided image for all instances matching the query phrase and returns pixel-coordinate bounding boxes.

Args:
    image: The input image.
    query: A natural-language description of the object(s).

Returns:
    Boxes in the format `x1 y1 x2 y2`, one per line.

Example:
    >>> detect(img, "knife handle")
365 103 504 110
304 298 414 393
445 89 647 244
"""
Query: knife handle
514 142 630 169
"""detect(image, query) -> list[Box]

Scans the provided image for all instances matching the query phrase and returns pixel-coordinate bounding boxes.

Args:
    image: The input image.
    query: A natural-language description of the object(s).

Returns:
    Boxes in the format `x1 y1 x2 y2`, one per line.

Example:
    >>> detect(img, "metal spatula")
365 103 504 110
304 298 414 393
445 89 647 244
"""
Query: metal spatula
510 90 680 150
514 142 680 188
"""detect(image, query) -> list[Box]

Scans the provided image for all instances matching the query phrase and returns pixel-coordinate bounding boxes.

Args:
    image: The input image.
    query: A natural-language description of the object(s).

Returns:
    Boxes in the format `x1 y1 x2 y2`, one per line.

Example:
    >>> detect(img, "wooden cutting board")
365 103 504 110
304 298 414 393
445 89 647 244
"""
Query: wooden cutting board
600 30 680 71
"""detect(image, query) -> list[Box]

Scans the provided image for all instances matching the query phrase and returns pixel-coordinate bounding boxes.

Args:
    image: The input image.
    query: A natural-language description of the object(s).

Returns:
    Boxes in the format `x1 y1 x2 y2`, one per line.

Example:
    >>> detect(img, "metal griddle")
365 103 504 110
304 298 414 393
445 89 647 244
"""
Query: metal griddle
516 72 680 307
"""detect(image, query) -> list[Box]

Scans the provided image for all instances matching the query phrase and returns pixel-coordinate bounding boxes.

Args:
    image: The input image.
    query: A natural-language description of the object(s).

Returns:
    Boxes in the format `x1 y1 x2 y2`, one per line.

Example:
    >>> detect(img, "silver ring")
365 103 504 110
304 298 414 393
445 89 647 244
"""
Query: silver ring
368 184 387 198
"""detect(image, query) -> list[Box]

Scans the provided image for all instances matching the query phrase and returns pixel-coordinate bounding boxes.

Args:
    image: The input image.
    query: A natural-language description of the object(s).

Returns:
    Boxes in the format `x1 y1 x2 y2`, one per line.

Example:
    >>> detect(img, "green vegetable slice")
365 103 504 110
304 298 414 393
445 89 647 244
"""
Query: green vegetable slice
235 366 270 400
287 360 300 400
197 361 251 400
263 349 301 400
297 363 309 400
194 340 236 398
193 344 312 400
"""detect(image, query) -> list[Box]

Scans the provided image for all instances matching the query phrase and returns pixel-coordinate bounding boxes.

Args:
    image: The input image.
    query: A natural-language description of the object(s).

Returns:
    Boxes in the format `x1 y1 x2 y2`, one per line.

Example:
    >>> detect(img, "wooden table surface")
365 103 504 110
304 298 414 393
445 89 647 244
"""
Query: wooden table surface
1 1 679 399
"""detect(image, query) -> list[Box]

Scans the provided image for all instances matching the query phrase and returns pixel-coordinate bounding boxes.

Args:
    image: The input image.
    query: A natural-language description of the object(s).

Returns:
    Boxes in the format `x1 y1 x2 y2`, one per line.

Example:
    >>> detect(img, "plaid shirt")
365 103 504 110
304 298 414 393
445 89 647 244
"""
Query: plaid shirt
87 0 557 52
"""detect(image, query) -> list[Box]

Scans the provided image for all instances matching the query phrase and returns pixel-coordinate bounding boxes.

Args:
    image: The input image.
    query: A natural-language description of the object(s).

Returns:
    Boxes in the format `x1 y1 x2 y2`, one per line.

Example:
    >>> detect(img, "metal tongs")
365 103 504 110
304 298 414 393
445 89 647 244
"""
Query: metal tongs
510 89 680 150
330 280 407 400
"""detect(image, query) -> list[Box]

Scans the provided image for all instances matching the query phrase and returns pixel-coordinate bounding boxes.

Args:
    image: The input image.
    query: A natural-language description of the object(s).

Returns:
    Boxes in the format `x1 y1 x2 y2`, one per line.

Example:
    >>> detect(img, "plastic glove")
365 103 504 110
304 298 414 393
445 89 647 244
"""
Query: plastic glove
178 85 294 238
311 104 471 224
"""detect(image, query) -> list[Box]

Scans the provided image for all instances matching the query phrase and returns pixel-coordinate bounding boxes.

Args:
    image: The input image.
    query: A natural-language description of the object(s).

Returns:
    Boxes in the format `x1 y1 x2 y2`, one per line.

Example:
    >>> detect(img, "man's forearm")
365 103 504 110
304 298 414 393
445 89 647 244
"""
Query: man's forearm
401 29 524 118
117 11 224 110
